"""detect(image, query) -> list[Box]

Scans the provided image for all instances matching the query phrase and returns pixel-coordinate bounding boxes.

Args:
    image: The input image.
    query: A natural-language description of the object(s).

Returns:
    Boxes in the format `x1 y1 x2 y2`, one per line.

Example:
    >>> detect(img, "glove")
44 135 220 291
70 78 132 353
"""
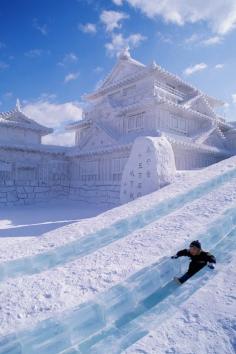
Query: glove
171 255 178 259
207 263 215 269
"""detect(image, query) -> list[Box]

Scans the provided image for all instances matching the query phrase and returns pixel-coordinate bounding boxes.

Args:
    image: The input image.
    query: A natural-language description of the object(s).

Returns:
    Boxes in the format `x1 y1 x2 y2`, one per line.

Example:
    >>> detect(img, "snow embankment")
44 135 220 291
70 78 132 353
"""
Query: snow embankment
1 156 236 338
1 156 236 264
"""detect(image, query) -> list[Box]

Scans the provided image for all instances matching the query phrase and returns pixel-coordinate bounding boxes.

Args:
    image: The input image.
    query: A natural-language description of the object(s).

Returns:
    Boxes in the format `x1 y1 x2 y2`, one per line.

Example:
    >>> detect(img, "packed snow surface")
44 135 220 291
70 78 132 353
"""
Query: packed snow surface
0 156 236 353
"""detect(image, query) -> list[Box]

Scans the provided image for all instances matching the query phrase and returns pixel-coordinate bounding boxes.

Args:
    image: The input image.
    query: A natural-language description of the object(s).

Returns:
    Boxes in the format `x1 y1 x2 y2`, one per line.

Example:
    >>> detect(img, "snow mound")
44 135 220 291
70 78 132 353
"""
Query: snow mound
120 135 176 204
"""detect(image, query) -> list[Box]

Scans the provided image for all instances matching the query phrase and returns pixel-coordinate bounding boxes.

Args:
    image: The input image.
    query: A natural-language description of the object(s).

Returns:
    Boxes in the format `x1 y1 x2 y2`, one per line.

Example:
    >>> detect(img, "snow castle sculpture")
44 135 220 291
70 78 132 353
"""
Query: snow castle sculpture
1 48 236 207
120 135 176 204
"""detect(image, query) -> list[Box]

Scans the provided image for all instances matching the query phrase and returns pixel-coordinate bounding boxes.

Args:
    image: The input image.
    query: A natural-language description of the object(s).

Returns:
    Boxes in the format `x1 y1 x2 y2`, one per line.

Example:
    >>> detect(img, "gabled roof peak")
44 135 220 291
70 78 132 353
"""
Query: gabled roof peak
0 103 53 135
16 98 21 112
119 46 131 60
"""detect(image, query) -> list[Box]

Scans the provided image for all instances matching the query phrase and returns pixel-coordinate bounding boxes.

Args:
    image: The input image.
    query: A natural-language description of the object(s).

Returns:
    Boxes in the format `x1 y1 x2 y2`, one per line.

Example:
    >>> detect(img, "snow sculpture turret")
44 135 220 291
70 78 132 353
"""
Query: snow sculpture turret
16 98 21 111
119 46 131 60
120 135 176 204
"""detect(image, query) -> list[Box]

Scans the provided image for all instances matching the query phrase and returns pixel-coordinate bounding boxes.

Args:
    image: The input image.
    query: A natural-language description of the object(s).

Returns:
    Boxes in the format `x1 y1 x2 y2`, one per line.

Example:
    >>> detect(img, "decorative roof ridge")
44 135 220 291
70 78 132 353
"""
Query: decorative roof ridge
0 141 69 154
66 119 91 130
67 141 132 157
94 121 119 142
0 117 53 134
165 133 230 156
182 93 203 106
159 96 219 123
0 102 53 135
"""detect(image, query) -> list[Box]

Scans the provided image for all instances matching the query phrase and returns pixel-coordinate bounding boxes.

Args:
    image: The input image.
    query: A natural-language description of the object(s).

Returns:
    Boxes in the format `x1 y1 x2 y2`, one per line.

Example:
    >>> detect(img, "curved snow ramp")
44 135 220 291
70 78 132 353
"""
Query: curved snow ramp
1 206 236 354
1 164 236 282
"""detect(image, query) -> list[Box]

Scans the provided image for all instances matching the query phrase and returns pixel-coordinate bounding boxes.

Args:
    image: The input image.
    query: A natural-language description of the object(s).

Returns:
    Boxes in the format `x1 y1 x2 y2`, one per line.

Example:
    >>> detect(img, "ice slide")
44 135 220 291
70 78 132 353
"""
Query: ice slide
1 164 236 282
1 205 235 354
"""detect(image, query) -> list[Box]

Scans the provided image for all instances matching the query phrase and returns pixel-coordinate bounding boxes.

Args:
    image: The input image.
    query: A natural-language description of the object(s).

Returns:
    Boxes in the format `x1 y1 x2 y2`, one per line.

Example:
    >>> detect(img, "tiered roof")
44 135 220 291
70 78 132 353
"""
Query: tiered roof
84 48 224 108
0 99 53 136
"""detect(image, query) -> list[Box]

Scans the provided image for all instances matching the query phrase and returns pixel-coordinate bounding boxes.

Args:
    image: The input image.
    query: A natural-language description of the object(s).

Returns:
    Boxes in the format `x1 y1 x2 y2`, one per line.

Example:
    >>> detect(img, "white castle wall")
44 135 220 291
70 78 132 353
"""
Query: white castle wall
69 149 130 205
120 135 176 204
0 126 41 145
0 149 70 207
171 144 224 170
224 130 236 152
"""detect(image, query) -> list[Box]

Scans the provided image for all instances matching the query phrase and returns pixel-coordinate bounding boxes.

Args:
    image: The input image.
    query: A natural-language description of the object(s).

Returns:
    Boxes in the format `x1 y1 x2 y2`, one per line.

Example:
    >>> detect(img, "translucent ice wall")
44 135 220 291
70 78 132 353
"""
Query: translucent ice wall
1 166 236 282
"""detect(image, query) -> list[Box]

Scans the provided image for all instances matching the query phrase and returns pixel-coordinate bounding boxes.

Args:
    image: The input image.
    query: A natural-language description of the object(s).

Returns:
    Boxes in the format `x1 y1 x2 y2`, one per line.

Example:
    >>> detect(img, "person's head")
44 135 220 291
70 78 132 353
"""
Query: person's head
189 240 201 256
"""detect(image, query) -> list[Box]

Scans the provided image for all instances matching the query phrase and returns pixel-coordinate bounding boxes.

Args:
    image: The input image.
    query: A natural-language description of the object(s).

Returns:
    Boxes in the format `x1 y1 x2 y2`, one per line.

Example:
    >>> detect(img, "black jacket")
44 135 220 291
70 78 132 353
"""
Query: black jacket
176 249 216 275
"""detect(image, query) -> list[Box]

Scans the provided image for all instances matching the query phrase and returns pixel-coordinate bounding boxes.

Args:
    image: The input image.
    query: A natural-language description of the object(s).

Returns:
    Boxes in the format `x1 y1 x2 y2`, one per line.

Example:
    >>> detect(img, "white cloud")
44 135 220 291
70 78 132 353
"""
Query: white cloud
232 94 236 103
24 49 44 58
123 0 236 35
201 35 222 46
64 72 79 83
184 33 223 46
100 10 129 32
215 63 224 69
43 131 75 146
58 52 78 66
156 31 173 43
23 98 83 128
2 92 13 100
112 0 123 5
105 33 146 56
94 66 103 73
80 23 97 34
183 62 208 76
0 61 9 70
185 33 201 44
33 18 48 35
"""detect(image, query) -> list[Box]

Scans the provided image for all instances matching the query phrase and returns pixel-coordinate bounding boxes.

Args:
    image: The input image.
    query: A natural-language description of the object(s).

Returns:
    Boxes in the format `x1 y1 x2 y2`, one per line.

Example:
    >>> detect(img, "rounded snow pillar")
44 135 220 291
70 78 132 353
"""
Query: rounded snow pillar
120 135 176 204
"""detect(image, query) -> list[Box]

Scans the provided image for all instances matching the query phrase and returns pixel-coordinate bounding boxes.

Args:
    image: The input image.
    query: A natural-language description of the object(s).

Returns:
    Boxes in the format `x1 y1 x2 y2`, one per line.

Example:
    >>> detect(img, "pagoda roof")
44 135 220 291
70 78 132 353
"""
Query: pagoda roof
0 100 53 136
84 49 224 108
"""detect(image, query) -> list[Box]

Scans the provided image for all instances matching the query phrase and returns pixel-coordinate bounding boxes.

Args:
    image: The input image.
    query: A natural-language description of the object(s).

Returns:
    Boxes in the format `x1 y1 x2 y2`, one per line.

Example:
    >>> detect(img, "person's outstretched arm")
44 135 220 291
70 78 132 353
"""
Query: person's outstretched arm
206 252 216 264
171 249 189 259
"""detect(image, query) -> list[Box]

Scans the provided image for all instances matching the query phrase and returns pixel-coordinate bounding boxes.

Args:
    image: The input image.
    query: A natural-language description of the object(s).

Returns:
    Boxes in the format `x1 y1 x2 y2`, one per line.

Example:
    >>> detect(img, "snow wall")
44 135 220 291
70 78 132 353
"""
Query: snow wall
120 135 176 204
0 149 70 207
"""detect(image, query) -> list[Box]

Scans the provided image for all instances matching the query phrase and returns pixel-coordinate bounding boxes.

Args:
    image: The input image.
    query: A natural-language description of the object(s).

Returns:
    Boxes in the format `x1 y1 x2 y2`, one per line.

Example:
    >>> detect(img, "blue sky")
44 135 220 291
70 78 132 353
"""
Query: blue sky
0 0 236 144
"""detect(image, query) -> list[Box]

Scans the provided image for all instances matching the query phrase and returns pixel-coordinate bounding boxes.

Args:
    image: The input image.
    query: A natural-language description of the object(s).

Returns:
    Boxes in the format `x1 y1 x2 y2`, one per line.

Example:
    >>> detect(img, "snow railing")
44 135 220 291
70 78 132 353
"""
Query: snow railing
1 167 236 283
1 206 236 354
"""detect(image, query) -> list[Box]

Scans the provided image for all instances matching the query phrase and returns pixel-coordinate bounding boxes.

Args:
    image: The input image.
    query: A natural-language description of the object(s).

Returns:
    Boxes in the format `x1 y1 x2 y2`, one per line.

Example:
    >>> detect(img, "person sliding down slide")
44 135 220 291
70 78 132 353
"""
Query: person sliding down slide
171 240 216 284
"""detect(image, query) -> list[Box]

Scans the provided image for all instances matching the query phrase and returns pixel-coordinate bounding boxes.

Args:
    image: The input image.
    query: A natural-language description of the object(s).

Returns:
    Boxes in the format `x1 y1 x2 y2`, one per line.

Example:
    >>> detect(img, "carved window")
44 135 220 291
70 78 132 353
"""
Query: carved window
80 160 98 181
112 158 123 181
170 114 187 134
127 112 144 132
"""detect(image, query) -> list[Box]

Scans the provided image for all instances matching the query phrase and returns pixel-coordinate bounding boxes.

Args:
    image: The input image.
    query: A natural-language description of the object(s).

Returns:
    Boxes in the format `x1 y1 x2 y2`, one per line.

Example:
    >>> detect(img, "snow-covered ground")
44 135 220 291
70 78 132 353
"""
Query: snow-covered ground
0 157 236 353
